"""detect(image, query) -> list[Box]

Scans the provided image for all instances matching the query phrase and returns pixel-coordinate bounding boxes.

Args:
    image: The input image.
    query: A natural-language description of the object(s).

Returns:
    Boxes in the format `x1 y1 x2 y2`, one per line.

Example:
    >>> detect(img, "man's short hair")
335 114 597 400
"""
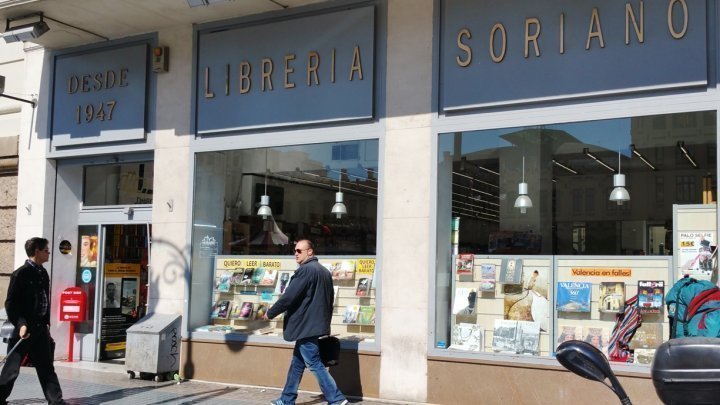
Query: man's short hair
25 237 48 257
107 282 116 288
297 238 315 252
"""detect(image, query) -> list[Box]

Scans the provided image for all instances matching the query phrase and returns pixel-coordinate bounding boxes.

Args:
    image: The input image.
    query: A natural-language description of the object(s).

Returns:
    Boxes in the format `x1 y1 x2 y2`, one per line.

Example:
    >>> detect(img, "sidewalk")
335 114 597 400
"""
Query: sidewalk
5 361 407 405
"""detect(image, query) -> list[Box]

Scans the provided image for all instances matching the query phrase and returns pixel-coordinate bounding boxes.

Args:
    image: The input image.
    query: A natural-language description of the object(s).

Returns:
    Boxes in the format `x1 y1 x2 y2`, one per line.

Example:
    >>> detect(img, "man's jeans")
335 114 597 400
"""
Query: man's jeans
279 336 346 405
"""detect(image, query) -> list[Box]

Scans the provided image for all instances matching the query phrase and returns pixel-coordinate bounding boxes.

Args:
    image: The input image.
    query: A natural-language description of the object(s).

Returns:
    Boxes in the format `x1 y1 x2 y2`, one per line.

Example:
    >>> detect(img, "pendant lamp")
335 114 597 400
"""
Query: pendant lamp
514 156 533 214
331 170 347 218
609 149 630 205
257 150 273 219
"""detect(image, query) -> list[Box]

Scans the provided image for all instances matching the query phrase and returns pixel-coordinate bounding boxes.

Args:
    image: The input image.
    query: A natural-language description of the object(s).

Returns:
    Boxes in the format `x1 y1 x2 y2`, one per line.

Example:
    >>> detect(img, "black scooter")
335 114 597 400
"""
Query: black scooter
556 338 720 404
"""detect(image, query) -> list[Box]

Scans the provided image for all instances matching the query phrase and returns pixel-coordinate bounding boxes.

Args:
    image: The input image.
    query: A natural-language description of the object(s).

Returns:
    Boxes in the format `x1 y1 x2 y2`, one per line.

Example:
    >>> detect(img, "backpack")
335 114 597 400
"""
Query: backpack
666 277 720 338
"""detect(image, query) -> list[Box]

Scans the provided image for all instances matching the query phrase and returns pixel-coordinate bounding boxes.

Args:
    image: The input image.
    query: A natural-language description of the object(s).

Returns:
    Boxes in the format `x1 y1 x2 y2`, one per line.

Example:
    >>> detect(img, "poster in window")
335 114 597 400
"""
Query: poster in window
678 232 716 281
121 278 138 316
80 235 98 268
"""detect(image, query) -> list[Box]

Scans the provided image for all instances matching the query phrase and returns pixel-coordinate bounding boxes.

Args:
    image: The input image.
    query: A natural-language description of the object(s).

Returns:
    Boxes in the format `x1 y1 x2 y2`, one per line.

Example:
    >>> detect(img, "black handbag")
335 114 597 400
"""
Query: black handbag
318 336 340 367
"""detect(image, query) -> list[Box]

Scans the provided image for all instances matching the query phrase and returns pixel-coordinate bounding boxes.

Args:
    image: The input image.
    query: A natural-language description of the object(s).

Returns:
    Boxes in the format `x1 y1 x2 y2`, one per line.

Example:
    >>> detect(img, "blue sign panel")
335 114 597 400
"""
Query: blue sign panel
52 43 149 146
441 0 707 111
196 6 374 134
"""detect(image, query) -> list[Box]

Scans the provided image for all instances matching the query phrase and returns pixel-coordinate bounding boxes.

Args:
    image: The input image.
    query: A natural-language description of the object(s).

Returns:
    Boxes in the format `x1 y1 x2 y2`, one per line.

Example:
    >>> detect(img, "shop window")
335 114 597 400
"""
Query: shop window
83 162 154 206
190 140 379 342
436 111 716 363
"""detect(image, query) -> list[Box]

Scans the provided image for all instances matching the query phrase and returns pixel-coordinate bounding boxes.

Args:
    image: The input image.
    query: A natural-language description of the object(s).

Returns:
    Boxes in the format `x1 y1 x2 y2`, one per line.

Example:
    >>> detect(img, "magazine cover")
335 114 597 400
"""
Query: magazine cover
230 270 244 286
556 282 592 312
238 301 254 319
254 303 268 320
504 267 549 332
637 280 664 314
478 264 496 291
456 254 474 276
343 305 360 324
629 323 663 350
229 302 242 319
210 300 230 319
492 319 518 353
556 325 582 349
449 323 483 352
251 267 266 284
241 268 255 285
274 271 292 295
259 268 278 286
357 306 375 325
517 320 540 355
329 260 356 280
215 273 231 292
583 326 609 356
452 287 476 315
599 282 625 313
499 258 523 285
356 277 371 297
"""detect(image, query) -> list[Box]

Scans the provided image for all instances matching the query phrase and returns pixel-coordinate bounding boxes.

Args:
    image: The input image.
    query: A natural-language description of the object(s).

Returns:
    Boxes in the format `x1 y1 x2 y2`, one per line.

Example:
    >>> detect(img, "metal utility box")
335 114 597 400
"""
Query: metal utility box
125 313 182 381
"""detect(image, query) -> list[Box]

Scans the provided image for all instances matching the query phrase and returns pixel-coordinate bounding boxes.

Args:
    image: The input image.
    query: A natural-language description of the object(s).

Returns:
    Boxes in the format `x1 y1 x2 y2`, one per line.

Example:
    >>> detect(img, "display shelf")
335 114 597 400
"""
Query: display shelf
207 255 377 339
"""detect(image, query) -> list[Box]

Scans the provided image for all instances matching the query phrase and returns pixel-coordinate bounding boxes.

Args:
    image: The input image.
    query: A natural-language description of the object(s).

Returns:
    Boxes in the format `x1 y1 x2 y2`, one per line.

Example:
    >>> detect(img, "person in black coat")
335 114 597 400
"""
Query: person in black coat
0 237 64 405
264 239 347 405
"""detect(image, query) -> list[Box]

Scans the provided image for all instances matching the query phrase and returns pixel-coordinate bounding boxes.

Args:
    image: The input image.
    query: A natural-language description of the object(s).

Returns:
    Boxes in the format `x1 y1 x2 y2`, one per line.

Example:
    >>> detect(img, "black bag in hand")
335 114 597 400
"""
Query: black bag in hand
318 336 340 367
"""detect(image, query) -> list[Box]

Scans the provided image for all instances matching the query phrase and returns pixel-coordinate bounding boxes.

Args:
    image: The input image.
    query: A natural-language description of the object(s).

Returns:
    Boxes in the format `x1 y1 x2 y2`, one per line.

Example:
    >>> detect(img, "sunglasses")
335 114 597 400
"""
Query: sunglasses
294 248 309 254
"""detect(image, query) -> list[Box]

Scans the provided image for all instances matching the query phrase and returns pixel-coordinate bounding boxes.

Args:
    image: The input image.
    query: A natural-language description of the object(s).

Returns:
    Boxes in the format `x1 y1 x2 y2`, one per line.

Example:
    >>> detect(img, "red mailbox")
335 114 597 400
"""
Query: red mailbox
59 287 86 322
59 287 86 363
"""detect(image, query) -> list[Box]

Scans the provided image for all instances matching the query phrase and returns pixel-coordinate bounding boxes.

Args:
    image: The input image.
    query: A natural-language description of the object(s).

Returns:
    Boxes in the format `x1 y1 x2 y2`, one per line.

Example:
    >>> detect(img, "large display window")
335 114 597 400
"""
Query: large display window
190 140 379 342
435 111 717 364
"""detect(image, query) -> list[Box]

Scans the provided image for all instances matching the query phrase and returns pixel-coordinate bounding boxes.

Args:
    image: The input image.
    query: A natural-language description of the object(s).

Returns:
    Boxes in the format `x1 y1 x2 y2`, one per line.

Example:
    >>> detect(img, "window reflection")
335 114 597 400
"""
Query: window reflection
439 111 717 256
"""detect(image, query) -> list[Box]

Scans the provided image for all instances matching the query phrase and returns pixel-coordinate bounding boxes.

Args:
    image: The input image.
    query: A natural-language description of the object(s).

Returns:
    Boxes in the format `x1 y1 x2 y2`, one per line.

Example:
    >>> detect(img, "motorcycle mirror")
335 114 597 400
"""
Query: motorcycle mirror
556 340 631 404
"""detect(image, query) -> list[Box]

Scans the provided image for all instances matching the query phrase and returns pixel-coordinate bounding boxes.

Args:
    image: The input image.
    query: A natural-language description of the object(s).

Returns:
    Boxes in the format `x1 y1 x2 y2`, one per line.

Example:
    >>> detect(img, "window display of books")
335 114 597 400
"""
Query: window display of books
446 253 672 361
209 255 376 341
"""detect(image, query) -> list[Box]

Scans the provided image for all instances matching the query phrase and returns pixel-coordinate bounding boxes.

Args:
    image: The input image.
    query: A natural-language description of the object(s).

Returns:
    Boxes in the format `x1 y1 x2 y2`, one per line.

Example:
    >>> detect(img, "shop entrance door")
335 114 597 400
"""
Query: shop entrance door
97 224 150 361
76 219 151 362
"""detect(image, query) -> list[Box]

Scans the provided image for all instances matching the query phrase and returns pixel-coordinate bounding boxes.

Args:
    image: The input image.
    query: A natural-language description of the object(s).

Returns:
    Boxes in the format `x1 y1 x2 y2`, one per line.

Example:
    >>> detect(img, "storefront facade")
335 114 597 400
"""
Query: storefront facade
6 0 719 403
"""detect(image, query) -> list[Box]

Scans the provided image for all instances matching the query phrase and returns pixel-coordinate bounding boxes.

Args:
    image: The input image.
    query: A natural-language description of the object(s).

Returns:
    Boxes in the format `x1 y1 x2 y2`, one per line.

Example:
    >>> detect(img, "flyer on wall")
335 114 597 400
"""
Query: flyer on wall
678 232 716 281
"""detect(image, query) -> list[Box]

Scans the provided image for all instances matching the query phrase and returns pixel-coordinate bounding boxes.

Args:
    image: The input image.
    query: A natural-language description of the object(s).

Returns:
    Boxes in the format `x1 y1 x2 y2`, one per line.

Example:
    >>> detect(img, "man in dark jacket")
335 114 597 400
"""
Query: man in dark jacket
264 239 347 405
0 237 64 405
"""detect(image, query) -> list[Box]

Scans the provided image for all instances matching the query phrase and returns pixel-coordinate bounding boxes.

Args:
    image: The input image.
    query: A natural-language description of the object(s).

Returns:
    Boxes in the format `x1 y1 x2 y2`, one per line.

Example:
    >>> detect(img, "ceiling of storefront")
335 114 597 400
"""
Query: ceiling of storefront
0 0 330 49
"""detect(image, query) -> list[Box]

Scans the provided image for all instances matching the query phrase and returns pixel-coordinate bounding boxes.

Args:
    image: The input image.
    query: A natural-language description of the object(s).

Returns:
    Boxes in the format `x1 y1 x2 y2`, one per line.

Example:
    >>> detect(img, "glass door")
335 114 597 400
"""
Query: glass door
97 224 150 361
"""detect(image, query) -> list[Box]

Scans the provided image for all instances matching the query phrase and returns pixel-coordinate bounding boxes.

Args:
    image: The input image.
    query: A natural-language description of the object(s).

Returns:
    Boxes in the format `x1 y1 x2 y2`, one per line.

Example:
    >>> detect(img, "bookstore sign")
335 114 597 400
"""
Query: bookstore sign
441 0 707 111
571 268 632 277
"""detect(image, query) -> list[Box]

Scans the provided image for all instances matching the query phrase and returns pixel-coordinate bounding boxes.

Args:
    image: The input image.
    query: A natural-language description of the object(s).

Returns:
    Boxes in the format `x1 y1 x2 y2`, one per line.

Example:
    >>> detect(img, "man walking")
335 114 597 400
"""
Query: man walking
0 237 64 405
264 239 347 405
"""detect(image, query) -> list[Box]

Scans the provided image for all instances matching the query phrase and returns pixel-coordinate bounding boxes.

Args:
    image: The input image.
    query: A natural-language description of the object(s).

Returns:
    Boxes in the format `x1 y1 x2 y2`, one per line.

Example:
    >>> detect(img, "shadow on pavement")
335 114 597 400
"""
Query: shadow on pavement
144 386 239 405
63 382 175 404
